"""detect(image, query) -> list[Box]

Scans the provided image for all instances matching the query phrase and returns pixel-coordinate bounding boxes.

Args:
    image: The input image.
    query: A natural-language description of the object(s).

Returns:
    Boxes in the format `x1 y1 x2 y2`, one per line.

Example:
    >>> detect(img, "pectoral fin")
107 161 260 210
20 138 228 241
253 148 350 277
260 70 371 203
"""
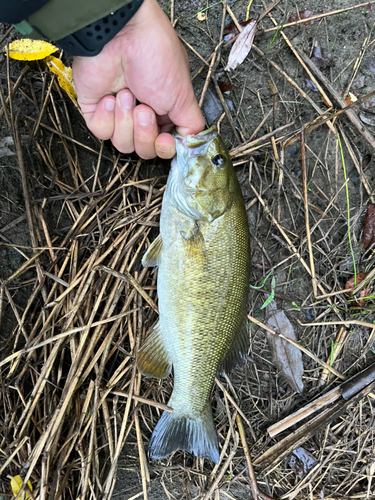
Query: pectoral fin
179 219 198 240
219 315 249 375
142 234 162 267
137 323 171 379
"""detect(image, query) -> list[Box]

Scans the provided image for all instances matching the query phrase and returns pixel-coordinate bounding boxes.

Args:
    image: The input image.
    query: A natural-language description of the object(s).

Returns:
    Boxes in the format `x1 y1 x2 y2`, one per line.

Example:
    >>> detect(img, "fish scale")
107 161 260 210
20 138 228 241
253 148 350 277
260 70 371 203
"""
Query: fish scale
137 126 250 462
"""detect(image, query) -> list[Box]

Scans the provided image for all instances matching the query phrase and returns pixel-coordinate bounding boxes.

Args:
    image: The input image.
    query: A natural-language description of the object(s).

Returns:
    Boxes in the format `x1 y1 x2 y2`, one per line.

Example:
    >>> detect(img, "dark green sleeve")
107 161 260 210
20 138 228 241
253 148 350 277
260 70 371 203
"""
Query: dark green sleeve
12 0 134 41
0 0 50 24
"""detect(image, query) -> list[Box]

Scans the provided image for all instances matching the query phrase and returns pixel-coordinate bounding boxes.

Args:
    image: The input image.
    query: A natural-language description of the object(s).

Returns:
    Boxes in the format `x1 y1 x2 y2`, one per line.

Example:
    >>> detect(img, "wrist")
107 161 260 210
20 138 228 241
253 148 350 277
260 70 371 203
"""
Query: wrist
124 0 167 30
57 0 143 56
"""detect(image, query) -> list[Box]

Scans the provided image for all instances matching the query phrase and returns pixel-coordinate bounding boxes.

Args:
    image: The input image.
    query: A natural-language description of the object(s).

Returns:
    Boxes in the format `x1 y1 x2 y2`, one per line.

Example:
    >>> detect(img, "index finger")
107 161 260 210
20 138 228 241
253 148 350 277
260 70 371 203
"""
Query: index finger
79 96 116 140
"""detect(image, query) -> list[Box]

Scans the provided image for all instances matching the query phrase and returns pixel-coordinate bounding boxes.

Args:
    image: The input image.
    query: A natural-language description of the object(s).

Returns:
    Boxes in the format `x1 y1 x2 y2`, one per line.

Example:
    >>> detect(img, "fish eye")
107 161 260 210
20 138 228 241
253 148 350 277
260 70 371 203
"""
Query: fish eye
212 154 225 167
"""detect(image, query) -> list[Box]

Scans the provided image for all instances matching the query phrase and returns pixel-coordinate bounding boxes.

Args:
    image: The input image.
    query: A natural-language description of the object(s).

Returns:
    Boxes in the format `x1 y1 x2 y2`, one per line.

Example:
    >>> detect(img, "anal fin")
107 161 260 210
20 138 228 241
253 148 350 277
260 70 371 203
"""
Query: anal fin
219 315 249 375
137 322 171 379
142 234 162 267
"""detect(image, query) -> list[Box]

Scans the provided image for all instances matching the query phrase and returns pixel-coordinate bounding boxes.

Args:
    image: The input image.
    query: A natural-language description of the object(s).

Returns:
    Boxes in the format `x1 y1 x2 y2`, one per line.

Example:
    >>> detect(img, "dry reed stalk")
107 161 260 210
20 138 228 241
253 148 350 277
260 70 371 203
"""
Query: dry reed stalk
300 129 317 297
26 114 113 159
258 0 281 22
267 385 342 438
0 108 164 496
263 2 372 32
213 78 241 143
230 122 295 157
178 34 209 66
249 183 349 318
295 46 375 150
264 6 333 111
339 126 374 201
14 123 47 299
301 319 375 330
344 33 374 97
0 77 11 128
225 5 332 131
215 377 256 440
236 414 262 500
0 66 29 120
198 46 219 108
202 432 239 500
318 327 348 386
256 364 375 468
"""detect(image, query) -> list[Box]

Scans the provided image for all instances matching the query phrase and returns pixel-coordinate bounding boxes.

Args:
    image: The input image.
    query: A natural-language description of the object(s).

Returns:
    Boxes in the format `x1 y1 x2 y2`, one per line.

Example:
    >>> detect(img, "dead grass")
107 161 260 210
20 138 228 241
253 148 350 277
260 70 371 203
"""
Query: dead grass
0 1 375 499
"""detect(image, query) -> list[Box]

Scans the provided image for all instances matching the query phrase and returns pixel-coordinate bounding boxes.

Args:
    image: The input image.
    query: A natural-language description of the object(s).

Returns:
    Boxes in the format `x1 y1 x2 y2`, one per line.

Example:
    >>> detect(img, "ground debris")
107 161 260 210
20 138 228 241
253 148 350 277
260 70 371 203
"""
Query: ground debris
225 19 257 71
223 18 255 42
287 10 314 25
288 447 317 480
345 273 371 307
363 203 375 258
302 45 334 91
265 299 304 394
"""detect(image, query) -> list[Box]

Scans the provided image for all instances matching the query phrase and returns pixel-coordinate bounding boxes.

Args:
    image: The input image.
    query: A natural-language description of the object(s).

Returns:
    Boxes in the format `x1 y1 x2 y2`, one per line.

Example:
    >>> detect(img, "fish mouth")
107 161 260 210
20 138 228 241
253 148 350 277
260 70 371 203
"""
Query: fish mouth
172 126 220 193
173 125 218 153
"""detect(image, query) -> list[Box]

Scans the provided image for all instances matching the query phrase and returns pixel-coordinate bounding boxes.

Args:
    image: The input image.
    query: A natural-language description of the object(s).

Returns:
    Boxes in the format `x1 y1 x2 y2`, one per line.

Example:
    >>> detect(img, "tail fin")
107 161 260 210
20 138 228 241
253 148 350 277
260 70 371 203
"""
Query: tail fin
148 404 219 463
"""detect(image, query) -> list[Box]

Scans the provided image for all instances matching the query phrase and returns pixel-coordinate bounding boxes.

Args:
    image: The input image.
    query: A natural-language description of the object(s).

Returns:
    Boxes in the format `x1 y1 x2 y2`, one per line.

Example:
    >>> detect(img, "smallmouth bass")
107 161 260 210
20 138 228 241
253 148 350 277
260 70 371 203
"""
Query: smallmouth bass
137 126 250 463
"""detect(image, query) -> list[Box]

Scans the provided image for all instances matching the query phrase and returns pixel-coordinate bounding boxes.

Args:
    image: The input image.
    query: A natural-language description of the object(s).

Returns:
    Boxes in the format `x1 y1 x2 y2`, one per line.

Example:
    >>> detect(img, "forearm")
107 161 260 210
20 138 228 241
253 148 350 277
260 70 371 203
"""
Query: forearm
0 0 143 56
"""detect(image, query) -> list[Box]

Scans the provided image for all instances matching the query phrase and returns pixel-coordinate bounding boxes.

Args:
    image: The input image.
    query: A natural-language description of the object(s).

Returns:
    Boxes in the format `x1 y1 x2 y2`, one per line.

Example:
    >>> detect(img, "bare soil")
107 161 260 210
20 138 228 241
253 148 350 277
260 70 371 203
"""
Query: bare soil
0 0 375 499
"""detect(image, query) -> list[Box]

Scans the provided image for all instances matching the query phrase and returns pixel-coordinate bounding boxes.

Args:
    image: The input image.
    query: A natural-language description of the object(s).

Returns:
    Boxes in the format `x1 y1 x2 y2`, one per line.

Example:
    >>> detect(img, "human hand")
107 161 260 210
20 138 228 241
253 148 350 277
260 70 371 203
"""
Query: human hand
72 0 205 159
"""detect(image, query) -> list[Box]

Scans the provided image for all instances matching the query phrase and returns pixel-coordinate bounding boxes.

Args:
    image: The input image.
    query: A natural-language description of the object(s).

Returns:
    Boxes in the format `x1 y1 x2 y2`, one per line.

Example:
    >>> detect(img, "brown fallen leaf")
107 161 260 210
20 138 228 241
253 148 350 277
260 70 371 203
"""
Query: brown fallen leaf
287 10 314 25
345 92 357 105
345 273 371 307
363 204 375 257
225 20 257 72
217 81 233 93
265 299 304 393
223 19 254 42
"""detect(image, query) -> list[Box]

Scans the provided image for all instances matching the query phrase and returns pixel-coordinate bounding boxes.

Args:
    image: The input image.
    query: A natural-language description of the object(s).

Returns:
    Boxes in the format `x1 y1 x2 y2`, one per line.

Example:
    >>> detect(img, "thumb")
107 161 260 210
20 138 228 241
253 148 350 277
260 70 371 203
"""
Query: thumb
169 93 206 137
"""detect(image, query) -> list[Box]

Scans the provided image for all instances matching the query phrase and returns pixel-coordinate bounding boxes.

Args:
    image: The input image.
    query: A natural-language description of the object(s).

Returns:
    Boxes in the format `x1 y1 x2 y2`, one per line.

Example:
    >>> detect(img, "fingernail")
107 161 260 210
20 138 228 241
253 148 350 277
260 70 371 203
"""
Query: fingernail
120 92 135 109
158 144 174 154
137 111 153 126
105 99 115 112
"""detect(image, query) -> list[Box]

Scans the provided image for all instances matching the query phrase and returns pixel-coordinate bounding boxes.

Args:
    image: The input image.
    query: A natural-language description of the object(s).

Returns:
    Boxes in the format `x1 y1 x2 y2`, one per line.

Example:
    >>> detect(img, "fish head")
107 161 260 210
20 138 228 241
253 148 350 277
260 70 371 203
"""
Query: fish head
171 126 235 221
175 126 230 192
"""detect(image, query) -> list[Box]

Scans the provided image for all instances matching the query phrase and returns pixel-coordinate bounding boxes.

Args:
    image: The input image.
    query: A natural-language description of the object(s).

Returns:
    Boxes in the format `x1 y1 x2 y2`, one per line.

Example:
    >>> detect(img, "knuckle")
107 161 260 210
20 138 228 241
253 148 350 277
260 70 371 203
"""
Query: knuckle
112 139 134 154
